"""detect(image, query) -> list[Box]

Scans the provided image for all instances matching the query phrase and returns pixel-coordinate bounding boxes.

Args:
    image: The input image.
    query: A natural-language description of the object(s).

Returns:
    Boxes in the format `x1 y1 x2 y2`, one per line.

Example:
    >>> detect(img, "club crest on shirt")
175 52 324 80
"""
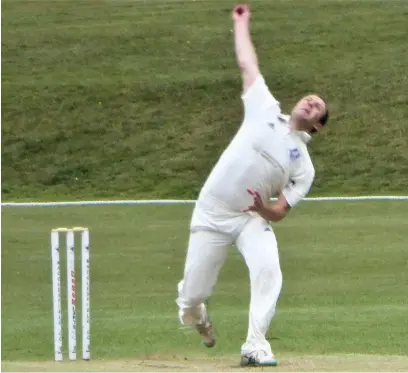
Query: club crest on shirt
289 148 301 161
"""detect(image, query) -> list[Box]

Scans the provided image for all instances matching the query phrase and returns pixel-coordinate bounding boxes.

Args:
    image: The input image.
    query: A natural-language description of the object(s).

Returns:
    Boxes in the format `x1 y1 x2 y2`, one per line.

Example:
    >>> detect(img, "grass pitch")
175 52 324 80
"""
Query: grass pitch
2 202 408 371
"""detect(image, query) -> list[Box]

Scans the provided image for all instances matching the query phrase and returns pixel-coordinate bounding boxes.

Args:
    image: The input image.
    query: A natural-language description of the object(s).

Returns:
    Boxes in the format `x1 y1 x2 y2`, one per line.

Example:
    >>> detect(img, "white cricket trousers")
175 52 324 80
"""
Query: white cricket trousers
176 216 283 355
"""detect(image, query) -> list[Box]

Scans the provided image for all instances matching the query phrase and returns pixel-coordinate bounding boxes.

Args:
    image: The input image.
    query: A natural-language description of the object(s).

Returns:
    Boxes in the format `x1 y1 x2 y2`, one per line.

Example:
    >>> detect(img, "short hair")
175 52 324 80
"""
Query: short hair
319 109 329 126
310 96 329 134
310 108 329 134
316 94 329 126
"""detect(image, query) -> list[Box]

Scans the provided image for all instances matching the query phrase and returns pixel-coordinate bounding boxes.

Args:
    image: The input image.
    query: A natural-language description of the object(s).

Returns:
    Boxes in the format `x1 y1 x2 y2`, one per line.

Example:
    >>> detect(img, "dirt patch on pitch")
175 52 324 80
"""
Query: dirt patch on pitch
3 354 408 372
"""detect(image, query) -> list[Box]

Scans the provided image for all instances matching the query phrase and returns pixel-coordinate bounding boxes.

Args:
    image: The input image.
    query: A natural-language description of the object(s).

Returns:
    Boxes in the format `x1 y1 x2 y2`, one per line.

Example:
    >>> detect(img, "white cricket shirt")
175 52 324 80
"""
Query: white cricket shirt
192 74 315 234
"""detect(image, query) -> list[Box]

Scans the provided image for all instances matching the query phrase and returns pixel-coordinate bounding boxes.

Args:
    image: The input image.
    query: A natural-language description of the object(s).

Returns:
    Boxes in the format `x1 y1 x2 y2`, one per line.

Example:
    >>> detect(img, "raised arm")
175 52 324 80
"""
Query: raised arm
232 4 260 93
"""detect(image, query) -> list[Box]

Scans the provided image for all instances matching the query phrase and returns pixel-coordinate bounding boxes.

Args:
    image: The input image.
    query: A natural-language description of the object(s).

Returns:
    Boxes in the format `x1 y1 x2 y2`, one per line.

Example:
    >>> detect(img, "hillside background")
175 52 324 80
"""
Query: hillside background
2 0 407 200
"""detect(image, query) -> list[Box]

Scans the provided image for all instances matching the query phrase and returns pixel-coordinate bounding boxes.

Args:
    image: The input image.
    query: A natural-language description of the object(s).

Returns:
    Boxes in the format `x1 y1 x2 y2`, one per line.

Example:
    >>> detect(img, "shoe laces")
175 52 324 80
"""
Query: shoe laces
253 349 273 361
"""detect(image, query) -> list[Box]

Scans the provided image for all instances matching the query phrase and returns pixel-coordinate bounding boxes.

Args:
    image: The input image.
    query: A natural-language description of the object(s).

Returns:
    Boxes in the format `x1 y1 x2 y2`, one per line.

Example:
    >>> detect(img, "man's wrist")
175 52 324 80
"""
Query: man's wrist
258 205 272 221
234 18 250 26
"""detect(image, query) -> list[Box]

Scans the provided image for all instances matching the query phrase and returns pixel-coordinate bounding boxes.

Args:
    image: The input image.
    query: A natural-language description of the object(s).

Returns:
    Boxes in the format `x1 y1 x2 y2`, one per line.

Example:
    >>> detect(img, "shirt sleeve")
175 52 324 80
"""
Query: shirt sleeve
241 75 280 122
282 167 315 208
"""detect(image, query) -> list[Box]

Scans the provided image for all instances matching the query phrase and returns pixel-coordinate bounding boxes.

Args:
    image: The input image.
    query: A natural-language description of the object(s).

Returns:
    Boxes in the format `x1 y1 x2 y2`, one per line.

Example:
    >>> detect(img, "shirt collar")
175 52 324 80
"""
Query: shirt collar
278 113 312 144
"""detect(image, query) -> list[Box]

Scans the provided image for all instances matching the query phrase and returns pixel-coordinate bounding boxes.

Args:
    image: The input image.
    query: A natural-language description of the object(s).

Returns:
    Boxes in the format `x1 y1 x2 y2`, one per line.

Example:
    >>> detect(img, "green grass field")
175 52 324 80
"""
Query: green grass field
2 0 408 371
2 202 408 371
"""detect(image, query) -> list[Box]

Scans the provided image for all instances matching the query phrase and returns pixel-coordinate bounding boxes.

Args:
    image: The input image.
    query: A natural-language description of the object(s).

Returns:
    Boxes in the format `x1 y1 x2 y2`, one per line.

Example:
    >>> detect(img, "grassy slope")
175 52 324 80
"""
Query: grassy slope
2 0 408 200
2 202 408 362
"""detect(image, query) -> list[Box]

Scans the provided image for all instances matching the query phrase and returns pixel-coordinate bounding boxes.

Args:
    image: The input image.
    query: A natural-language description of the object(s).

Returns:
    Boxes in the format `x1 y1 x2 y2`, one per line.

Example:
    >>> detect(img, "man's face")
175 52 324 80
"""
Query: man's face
291 95 327 132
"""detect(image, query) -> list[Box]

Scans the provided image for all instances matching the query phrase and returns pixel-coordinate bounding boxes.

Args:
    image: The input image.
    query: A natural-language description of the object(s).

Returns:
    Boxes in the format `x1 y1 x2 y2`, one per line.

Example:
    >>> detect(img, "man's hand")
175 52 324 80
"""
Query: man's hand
232 4 250 22
241 189 264 213
242 189 290 222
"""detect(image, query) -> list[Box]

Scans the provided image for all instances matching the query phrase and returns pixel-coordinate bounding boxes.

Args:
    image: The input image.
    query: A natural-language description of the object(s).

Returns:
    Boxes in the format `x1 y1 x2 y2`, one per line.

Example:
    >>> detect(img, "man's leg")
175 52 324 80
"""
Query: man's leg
235 216 283 366
176 229 233 347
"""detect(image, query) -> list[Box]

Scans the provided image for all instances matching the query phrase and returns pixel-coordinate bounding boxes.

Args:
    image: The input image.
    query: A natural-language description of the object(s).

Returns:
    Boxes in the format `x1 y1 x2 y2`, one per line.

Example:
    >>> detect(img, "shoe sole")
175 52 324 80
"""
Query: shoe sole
240 357 278 367
203 340 216 348
196 323 216 348
198 304 216 348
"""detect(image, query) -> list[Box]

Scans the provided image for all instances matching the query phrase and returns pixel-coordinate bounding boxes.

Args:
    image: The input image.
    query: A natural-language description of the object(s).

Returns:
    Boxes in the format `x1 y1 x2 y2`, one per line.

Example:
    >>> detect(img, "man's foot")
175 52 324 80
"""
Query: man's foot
196 320 216 348
240 350 278 367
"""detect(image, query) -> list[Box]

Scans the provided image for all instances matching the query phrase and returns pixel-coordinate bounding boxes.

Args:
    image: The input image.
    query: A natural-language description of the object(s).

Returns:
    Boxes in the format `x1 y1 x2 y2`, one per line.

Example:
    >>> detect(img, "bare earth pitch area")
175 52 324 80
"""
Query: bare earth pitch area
3 354 408 372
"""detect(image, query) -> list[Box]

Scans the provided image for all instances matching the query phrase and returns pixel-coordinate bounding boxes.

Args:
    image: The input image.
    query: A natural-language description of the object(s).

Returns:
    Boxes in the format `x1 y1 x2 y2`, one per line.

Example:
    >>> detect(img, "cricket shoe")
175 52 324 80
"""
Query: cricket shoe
240 350 278 367
196 318 216 348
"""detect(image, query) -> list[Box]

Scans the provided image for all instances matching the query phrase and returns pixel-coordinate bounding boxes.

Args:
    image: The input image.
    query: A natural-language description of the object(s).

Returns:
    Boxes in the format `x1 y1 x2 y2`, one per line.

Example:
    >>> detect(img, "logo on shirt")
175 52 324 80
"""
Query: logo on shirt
264 226 272 232
289 148 301 161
